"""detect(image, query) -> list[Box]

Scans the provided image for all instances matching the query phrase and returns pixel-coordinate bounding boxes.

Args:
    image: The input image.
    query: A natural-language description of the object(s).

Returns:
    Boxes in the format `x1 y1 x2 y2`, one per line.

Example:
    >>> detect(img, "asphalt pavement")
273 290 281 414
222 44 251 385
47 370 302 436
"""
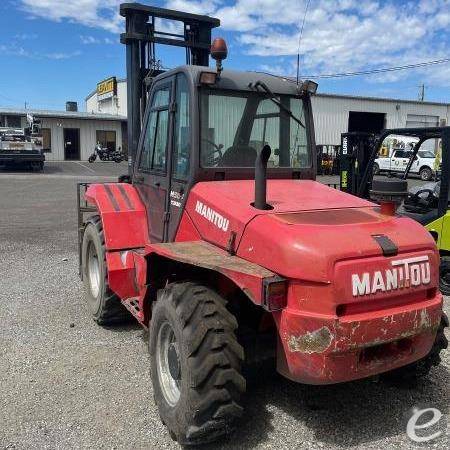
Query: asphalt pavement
0 163 448 449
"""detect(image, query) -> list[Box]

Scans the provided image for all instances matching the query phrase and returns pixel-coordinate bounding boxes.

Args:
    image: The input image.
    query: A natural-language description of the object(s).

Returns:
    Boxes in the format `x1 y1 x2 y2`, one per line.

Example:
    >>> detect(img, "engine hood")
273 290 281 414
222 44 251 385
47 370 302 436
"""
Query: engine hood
184 180 437 283
237 208 438 282
185 179 373 249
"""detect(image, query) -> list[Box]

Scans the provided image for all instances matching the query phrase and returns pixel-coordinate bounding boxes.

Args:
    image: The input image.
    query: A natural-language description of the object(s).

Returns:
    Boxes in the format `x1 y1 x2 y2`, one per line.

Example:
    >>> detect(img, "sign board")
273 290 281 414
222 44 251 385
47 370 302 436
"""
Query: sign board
97 77 117 102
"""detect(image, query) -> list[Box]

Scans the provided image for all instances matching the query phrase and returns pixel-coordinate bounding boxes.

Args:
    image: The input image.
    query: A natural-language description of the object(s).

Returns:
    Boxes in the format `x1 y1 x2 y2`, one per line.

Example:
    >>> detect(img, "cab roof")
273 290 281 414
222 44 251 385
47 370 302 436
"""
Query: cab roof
154 65 302 96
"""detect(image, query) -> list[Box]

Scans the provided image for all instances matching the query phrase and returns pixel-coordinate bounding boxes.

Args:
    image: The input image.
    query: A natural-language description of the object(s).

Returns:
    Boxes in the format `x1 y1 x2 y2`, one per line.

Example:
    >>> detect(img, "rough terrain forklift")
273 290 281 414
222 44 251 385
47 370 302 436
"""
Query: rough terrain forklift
340 127 450 295
77 3 448 444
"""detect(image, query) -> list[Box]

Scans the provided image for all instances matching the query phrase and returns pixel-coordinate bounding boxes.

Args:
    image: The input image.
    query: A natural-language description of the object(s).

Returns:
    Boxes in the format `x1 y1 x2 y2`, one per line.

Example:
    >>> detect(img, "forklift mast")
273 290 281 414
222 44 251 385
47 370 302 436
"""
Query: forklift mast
120 3 220 175
339 132 376 198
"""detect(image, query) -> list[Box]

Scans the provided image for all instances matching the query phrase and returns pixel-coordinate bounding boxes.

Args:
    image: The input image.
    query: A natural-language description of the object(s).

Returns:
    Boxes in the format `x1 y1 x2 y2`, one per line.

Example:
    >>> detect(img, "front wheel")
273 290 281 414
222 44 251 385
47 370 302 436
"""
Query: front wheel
373 163 380 175
149 282 245 445
88 154 96 163
420 166 432 181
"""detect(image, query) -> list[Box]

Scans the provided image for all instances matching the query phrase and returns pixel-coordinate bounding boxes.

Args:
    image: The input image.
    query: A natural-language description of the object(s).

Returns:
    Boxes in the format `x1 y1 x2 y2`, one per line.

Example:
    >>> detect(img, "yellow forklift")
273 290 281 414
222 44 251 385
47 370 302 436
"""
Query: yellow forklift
340 127 450 294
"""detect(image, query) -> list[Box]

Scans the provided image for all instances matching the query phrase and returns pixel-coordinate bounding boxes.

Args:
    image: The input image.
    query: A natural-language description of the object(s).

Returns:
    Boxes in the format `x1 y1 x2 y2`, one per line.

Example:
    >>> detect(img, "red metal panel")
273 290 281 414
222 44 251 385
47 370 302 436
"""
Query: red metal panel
275 293 442 384
144 241 274 304
85 183 149 250
184 179 374 251
237 210 437 282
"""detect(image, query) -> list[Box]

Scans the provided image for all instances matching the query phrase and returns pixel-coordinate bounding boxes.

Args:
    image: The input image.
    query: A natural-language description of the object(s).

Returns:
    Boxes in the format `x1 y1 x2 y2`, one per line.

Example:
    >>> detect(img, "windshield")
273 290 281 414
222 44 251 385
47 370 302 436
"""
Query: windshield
200 89 310 168
418 150 435 158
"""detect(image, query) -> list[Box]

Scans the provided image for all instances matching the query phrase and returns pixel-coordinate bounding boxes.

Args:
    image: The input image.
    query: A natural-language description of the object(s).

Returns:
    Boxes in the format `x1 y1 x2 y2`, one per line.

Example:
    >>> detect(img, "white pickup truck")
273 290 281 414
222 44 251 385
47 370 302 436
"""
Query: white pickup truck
373 148 436 181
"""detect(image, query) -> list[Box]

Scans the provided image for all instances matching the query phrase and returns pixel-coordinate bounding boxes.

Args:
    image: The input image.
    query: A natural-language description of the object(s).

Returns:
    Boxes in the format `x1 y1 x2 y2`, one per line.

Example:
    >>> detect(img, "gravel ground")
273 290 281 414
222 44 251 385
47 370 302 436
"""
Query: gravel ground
0 165 448 449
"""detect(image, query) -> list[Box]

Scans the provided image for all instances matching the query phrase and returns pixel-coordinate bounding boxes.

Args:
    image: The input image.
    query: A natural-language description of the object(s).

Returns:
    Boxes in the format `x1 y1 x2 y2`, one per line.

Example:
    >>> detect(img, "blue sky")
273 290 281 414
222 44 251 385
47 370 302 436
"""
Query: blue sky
1 0 450 111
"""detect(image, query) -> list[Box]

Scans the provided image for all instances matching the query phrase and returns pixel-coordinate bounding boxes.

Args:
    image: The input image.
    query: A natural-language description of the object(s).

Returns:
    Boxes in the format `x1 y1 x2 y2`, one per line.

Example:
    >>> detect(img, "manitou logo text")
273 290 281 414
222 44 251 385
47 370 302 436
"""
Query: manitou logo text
352 255 431 297
195 200 229 232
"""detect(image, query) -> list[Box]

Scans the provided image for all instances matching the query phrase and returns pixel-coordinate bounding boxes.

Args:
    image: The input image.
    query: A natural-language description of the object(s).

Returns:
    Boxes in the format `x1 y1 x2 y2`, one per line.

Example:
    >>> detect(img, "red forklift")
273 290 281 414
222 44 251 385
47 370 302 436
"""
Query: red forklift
77 3 447 445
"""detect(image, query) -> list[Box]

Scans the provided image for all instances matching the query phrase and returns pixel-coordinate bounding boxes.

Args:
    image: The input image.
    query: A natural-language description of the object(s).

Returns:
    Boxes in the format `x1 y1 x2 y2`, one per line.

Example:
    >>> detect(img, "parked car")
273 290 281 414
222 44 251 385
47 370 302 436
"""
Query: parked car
373 148 436 181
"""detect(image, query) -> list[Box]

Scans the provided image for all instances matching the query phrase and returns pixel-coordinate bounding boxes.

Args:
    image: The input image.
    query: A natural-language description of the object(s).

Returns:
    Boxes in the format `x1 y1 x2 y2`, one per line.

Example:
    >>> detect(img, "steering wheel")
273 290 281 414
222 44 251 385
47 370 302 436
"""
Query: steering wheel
201 138 223 166
410 188 437 209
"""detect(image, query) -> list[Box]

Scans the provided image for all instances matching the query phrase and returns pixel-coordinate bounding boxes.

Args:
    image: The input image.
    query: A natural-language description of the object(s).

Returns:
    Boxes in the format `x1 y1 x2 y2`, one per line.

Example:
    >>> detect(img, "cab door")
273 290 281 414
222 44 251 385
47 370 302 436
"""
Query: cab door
134 79 173 243
167 73 192 241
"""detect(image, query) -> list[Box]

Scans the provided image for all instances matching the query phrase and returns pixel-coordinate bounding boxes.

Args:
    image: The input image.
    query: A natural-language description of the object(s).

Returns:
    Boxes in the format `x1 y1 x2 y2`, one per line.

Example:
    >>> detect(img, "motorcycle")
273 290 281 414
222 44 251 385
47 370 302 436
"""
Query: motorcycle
88 143 124 163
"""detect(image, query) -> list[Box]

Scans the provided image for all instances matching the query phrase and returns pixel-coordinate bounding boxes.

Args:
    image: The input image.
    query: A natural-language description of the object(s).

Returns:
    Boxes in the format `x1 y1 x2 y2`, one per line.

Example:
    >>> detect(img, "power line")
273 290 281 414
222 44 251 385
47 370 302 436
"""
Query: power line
296 0 312 85
301 57 450 79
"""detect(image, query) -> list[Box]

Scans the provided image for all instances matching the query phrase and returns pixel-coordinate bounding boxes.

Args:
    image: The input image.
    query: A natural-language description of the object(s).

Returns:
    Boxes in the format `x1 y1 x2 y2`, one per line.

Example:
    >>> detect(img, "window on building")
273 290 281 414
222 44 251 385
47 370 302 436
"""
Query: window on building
42 128 51 153
172 74 190 179
96 130 116 151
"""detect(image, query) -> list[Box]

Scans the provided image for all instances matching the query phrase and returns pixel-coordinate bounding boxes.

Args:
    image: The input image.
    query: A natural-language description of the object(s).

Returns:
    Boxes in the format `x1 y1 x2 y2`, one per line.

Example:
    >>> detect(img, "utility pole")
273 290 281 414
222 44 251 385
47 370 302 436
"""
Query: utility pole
418 83 425 101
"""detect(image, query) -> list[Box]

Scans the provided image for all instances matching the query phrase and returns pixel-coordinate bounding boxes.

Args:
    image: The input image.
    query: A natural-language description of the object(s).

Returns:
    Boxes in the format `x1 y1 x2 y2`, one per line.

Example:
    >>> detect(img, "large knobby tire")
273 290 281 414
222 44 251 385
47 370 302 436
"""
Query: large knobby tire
81 215 128 325
439 256 450 295
381 314 448 383
149 282 245 445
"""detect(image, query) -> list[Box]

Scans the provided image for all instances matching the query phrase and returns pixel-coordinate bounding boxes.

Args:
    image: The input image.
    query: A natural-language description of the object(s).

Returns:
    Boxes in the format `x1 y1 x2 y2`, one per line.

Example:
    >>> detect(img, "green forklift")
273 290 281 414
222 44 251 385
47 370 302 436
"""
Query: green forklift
339 126 450 294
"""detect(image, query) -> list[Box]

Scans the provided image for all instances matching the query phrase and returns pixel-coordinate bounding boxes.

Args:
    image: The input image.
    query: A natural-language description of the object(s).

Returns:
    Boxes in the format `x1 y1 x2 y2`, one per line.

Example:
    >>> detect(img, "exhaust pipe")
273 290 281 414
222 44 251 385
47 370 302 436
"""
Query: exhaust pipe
253 145 272 210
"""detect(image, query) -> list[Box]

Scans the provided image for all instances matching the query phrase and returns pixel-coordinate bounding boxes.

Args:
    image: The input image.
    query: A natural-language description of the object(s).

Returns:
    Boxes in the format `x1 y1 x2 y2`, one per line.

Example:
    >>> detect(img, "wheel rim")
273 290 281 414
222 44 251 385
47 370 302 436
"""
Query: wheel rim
421 170 429 180
87 241 100 298
156 321 181 407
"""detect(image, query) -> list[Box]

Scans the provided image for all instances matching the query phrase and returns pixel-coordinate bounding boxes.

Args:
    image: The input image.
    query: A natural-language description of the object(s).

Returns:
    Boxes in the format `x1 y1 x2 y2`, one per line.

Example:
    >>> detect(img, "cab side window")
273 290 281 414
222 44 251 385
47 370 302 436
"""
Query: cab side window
172 74 190 179
139 85 170 172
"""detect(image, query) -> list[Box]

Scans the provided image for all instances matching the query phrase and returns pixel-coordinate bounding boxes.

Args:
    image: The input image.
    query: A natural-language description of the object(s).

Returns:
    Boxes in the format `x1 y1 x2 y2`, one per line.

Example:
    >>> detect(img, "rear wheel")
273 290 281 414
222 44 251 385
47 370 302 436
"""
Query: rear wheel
81 215 128 325
439 256 450 295
372 163 380 175
149 282 245 445
420 166 432 181
381 314 448 383
30 161 43 172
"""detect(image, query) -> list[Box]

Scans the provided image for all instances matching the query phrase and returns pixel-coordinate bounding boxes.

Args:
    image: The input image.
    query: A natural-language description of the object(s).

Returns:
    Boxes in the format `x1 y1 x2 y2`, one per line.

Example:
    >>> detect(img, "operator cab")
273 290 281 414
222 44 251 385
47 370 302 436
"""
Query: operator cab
132 65 317 242
353 127 450 226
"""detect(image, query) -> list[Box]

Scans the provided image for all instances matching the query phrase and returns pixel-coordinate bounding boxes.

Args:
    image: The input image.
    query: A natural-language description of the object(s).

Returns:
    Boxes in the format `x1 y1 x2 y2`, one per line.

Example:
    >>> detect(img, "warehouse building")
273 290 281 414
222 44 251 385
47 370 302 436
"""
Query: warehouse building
312 93 448 171
0 105 126 161
86 76 450 148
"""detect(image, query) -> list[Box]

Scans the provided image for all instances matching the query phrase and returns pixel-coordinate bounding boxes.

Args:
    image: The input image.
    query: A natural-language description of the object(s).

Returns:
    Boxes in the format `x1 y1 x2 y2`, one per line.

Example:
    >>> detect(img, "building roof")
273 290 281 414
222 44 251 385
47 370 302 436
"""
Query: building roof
314 92 450 107
0 107 127 121
85 73 450 108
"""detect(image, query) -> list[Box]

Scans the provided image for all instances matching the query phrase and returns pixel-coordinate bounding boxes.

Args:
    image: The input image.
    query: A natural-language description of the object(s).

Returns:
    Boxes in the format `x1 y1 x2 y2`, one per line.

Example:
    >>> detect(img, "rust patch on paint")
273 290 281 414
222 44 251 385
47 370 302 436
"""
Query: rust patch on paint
287 327 333 354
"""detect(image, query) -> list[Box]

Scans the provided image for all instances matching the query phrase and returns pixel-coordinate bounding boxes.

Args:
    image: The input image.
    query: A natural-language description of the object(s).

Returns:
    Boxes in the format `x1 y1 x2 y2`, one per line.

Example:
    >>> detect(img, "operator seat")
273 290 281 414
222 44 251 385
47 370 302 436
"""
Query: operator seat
219 145 257 167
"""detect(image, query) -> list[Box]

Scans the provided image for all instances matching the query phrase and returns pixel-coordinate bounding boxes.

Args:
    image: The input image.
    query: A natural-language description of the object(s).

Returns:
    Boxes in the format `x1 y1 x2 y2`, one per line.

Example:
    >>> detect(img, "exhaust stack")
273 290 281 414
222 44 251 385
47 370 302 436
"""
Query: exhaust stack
253 145 273 210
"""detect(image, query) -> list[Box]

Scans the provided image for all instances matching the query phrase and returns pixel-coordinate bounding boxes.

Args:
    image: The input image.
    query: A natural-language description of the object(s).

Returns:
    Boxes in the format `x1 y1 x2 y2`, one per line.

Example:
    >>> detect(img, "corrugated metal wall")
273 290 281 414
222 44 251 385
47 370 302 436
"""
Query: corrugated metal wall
312 95 450 146
20 116 123 161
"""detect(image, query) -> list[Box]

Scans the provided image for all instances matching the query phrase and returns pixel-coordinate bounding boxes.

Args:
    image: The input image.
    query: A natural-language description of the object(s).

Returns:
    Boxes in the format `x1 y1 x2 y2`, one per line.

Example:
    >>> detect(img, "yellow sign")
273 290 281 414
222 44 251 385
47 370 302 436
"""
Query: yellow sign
341 170 348 188
97 77 116 100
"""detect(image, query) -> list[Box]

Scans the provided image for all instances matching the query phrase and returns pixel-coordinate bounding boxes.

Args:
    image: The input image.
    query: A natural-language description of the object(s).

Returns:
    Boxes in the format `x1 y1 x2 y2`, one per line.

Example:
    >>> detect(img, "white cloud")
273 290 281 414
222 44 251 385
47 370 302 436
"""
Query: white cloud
20 0 123 33
80 35 116 44
45 50 82 60
17 0 450 86
14 33 38 40
0 43 82 60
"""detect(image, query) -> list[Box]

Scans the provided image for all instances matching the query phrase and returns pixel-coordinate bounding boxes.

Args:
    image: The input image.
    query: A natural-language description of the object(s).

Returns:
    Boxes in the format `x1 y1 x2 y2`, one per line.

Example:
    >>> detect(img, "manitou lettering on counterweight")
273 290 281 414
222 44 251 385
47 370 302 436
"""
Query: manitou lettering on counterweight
352 255 431 296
